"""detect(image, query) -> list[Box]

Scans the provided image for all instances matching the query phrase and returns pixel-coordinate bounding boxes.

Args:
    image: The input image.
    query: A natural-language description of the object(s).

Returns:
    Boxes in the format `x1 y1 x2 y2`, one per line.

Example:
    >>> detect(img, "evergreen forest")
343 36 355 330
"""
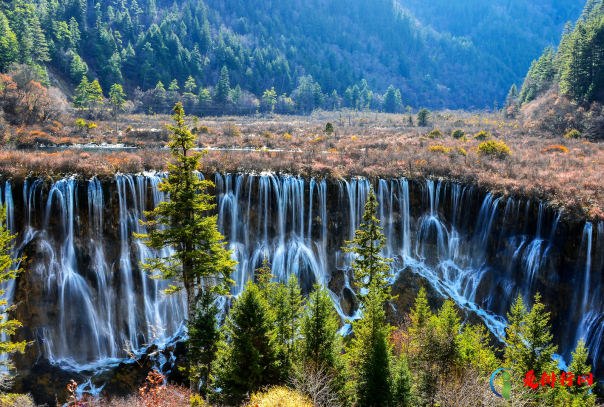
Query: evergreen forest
0 0 585 113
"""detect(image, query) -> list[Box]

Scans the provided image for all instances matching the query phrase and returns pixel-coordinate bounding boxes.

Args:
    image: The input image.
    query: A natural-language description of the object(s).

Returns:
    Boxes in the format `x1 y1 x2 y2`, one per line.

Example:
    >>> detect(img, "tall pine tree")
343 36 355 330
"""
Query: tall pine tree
136 103 236 386
343 186 393 305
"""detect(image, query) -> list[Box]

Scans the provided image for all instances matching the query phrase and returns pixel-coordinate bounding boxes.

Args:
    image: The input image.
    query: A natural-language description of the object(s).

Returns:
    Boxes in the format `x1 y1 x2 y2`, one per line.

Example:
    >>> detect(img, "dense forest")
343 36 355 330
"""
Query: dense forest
0 0 561 113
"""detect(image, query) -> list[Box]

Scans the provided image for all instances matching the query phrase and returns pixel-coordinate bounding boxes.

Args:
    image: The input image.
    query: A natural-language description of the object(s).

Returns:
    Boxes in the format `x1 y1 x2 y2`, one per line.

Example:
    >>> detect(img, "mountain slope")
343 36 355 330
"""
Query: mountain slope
398 0 585 87
1 0 521 109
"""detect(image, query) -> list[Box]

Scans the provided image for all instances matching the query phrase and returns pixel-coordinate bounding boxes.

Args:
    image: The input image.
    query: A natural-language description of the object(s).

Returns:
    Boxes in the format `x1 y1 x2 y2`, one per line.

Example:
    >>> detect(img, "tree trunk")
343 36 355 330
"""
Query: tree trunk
185 282 198 392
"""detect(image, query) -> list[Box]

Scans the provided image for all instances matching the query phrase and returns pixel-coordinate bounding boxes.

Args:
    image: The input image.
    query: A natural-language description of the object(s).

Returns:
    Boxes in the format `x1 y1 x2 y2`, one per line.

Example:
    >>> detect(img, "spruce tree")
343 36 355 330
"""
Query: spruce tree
567 340 595 404
70 53 89 83
272 275 304 381
136 103 236 388
349 280 392 407
343 186 393 305
88 80 104 112
30 16 50 63
73 76 90 109
153 81 166 107
504 293 557 381
187 290 220 397
300 284 348 404
391 355 413 406
300 284 341 371
410 287 432 335
214 66 231 105
213 281 279 405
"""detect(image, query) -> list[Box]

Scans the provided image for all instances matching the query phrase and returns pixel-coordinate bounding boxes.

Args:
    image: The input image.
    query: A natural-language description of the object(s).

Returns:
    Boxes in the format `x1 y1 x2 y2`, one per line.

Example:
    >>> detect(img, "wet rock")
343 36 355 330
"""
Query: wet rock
340 286 357 316
11 358 87 406
101 358 154 398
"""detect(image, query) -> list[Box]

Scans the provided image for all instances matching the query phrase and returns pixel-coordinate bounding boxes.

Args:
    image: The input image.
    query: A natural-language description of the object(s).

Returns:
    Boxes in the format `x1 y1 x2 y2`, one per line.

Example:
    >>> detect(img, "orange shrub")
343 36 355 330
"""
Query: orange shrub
542 145 569 154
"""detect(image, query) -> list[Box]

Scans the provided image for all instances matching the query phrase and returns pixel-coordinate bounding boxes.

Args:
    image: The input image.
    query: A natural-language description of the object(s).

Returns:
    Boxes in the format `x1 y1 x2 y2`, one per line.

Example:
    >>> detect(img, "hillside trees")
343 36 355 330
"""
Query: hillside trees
0 0 515 109
518 1 604 105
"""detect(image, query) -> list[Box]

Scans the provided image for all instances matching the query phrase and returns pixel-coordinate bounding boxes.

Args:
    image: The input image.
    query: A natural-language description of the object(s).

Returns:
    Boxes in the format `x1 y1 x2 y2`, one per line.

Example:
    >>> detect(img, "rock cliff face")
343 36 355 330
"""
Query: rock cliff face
1 173 602 403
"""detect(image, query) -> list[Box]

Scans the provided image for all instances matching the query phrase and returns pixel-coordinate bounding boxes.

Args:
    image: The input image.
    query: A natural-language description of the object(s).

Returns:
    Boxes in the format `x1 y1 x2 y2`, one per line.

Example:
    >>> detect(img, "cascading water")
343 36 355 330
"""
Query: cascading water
4 174 604 378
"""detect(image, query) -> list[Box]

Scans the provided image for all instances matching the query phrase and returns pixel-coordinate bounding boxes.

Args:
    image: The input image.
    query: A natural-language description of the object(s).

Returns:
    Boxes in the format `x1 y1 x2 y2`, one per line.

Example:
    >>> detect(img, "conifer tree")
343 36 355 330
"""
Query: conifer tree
343 186 393 305
109 83 126 131
70 53 88 83
136 103 236 365
349 280 392 407
272 275 304 381
0 207 27 373
184 75 197 96
213 281 279 405
391 355 413 406
73 76 90 109
187 290 220 396
263 87 277 112
300 284 348 404
198 88 212 105
300 284 341 371
410 287 432 335
417 108 430 126
214 66 231 105
504 293 557 380
567 340 596 405
0 11 18 71
153 81 166 106
383 85 399 113
168 79 180 101
88 80 104 112
30 16 50 63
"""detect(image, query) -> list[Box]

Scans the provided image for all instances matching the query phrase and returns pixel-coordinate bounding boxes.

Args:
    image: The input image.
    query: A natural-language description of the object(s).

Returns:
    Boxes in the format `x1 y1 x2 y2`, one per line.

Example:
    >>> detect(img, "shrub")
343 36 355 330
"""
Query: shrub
453 119 465 126
455 146 467 156
417 108 430 126
198 126 211 134
477 140 512 158
260 131 273 138
428 145 451 154
324 122 334 134
223 123 241 137
283 133 292 140
428 129 443 139
451 129 466 139
245 387 312 407
474 131 490 140
564 129 581 139
543 145 569 154
76 118 97 130
126 126 133 133
0 393 37 406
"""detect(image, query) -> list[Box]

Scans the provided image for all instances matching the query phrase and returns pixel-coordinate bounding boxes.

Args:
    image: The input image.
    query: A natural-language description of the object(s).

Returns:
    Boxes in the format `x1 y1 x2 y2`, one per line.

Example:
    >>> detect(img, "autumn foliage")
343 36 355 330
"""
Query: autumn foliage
0 71 64 126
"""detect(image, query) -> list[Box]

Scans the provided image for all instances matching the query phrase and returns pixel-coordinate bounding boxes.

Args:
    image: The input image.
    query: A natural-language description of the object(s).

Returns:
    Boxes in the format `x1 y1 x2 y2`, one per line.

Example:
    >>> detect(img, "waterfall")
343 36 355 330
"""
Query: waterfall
4 174 603 377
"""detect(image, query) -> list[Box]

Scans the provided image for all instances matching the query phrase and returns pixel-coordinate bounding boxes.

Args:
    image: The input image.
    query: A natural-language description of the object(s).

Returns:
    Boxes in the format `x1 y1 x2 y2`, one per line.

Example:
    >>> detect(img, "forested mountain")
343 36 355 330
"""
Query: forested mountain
398 0 585 86
0 0 524 111
513 0 604 106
